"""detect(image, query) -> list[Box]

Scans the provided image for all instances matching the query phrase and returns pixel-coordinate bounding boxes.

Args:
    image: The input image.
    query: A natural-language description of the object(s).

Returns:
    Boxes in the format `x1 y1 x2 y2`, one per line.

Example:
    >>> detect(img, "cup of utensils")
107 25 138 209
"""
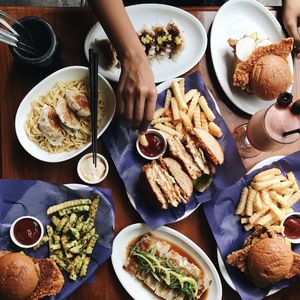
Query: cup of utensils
7 16 60 69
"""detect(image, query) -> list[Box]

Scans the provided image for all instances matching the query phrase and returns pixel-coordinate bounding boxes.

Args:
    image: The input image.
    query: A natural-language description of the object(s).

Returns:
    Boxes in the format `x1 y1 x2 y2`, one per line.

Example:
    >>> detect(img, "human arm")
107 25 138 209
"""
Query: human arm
87 0 157 132
283 0 300 57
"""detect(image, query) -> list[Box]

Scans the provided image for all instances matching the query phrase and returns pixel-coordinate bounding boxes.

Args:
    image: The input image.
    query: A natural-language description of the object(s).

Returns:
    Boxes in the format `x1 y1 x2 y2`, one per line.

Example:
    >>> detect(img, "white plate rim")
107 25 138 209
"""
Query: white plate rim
217 155 284 295
127 77 221 223
112 223 223 300
210 0 293 115
15 65 116 163
84 3 207 83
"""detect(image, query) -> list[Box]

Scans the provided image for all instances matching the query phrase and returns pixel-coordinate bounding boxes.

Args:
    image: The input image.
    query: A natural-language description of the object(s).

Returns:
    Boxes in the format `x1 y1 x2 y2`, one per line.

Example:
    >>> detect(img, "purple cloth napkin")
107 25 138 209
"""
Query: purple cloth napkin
0 179 115 300
102 71 246 228
203 151 300 300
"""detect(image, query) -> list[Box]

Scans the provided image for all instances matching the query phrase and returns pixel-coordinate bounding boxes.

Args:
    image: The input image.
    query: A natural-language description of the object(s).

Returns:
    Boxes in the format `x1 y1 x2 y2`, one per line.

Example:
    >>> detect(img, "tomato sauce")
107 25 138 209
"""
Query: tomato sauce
139 132 165 157
13 218 41 245
283 215 300 239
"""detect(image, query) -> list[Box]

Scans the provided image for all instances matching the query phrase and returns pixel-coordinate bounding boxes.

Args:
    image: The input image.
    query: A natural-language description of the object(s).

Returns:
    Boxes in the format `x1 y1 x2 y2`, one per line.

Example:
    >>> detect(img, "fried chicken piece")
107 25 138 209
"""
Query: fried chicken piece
229 37 293 92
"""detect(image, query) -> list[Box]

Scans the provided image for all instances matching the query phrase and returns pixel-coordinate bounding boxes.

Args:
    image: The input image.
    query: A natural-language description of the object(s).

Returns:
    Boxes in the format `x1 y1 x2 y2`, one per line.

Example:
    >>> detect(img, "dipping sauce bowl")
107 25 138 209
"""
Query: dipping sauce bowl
281 212 300 244
77 153 109 184
136 129 167 160
10 216 44 248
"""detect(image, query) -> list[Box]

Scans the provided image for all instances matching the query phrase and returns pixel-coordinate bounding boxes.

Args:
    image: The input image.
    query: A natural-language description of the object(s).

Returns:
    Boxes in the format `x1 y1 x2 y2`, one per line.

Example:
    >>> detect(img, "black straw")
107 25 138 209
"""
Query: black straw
283 128 300 136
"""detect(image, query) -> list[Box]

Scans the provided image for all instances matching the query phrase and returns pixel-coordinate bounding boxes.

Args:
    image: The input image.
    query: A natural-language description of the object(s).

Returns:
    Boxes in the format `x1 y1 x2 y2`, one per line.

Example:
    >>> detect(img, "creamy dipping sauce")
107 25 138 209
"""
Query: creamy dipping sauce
79 155 106 183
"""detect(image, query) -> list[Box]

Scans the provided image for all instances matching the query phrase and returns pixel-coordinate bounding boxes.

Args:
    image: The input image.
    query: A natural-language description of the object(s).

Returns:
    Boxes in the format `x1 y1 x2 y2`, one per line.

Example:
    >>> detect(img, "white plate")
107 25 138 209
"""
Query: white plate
15 66 116 163
84 4 207 83
112 223 222 300
127 78 221 223
210 0 293 115
217 155 284 295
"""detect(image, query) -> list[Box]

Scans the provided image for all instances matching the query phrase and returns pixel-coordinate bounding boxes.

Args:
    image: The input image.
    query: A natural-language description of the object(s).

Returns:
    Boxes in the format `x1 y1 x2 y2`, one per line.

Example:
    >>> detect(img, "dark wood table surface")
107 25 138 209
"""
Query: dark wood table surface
0 5 299 300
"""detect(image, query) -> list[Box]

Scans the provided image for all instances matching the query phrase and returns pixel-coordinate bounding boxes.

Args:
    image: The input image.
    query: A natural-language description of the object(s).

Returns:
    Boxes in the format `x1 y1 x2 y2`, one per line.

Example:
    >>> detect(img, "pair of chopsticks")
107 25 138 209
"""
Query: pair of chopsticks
89 48 98 167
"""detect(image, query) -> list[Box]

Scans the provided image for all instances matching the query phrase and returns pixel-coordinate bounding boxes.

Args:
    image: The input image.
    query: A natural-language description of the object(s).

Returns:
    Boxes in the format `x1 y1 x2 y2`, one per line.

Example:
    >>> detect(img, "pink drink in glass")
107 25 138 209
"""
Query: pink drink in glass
247 103 300 152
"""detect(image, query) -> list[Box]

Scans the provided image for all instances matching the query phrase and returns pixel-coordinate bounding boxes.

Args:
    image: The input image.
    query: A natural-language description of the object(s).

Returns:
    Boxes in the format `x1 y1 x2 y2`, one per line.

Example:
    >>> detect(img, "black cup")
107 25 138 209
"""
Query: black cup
10 16 63 70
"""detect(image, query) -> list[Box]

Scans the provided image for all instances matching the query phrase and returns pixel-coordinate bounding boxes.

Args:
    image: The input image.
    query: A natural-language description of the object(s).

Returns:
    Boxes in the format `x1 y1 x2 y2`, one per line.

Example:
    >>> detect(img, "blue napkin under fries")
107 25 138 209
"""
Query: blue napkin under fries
102 71 246 228
0 179 115 300
204 151 300 300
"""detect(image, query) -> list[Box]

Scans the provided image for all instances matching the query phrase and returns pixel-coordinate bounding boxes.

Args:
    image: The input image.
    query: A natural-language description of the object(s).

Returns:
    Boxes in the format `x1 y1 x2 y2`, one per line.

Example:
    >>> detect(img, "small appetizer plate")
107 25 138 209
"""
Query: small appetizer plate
85 4 207 83
112 223 222 300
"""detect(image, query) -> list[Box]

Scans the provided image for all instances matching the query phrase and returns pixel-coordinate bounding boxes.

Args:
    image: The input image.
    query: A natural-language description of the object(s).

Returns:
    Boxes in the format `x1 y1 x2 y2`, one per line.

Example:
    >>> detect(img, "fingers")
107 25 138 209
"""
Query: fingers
116 77 125 115
140 88 157 133
284 18 300 44
133 93 145 130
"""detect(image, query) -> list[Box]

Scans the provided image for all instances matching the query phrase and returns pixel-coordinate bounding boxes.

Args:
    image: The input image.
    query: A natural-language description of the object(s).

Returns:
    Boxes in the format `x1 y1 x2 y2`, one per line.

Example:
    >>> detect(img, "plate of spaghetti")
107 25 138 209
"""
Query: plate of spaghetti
15 66 116 162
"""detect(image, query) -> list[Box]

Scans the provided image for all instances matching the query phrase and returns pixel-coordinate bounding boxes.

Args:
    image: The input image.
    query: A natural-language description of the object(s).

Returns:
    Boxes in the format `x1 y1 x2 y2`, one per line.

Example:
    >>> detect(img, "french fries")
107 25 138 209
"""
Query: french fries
35 197 101 280
235 169 300 231
138 134 149 147
150 79 223 140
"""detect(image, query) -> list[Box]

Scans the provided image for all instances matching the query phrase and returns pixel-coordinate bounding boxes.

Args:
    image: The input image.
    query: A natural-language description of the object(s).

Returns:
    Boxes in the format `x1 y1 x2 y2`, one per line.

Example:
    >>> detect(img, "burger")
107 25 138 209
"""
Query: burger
250 54 292 100
141 128 224 209
228 36 293 100
226 226 300 286
0 252 64 300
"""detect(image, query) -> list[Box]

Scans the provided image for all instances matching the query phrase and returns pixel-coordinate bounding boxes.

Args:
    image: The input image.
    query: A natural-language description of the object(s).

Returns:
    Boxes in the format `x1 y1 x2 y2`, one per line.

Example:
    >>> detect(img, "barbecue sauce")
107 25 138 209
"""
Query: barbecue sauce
283 215 300 239
13 218 41 245
139 132 165 157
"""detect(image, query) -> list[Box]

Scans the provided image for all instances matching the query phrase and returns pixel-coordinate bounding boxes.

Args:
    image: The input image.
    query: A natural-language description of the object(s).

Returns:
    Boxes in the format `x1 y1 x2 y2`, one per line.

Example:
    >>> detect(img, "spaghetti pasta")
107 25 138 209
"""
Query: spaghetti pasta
25 79 105 153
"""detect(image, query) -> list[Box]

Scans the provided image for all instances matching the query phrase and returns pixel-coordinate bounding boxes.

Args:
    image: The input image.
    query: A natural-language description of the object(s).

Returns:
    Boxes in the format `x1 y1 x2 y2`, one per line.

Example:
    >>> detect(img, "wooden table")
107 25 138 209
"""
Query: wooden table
0 6 299 300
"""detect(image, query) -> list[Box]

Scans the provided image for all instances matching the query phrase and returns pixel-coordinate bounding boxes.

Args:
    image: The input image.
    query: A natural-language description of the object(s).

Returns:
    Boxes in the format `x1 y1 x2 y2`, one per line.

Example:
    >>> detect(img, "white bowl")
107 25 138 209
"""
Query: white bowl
136 129 167 160
281 212 300 244
77 152 109 184
10 216 44 248
15 65 116 163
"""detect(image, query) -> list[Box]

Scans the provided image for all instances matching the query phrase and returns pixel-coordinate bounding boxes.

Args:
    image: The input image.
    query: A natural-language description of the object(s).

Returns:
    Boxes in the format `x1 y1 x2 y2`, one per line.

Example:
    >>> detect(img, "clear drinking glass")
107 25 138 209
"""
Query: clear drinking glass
233 103 300 158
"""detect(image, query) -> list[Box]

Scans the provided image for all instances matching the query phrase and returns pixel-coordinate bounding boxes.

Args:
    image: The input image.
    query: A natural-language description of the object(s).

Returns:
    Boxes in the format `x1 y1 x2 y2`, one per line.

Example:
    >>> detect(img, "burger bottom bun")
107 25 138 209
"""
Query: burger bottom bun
246 237 294 285
250 54 292 100
0 253 39 300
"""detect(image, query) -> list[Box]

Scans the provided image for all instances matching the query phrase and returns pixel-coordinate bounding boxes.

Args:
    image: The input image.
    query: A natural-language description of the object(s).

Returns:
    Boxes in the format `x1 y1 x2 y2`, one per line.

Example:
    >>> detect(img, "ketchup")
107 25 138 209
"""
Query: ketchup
13 218 41 245
283 215 300 239
139 132 165 158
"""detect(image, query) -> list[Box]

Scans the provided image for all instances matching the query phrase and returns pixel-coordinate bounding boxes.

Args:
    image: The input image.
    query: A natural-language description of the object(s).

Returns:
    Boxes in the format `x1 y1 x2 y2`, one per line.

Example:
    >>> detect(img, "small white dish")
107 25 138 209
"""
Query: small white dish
77 152 109 184
15 66 116 163
136 129 167 160
281 212 300 244
84 4 207 83
112 223 222 300
10 216 44 249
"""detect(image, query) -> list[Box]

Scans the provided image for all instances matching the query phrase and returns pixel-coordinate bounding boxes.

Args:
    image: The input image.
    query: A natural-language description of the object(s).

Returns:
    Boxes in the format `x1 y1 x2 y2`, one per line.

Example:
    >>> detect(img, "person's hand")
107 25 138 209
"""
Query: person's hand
117 50 157 133
283 0 300 57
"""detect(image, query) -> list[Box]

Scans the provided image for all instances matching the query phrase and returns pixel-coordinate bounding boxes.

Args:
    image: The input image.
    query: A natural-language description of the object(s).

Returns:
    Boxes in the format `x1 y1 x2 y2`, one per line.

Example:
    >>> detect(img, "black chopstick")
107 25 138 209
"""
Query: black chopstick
88 48 98 167
93 51 98 167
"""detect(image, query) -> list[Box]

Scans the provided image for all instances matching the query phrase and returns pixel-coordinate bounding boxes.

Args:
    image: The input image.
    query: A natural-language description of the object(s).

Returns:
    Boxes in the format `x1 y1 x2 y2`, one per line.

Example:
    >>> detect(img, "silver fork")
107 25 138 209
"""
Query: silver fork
0 10 42 57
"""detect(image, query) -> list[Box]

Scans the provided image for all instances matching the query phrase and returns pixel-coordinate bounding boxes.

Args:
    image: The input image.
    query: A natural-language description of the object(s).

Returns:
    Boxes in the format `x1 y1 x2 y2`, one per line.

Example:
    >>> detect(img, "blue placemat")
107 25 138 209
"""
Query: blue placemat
102 71 246 228
0 179 115 300
203 151 300 300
